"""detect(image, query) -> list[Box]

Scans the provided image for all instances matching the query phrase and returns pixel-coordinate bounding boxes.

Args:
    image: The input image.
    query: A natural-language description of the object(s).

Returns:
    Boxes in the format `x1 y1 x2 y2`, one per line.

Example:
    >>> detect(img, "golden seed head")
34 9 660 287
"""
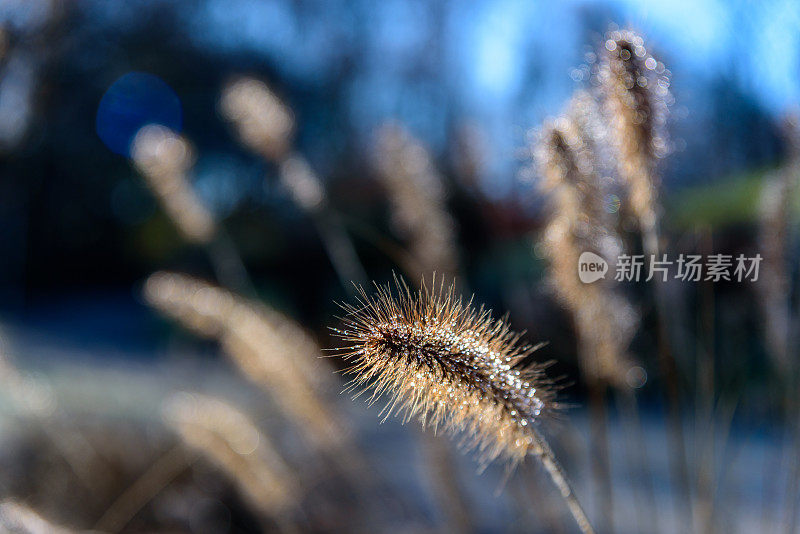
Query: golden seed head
534 94 637 386
333 277 557 466
131 125 216 243
598 29 670 232
279 154 326 212
220 77 294 162
375 123 459 280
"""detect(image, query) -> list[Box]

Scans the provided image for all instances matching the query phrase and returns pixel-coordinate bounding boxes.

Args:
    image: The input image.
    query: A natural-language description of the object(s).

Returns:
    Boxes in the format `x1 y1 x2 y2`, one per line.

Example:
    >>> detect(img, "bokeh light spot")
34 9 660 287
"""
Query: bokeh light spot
625 366 648 389
96 72 182 156
604 193 621 213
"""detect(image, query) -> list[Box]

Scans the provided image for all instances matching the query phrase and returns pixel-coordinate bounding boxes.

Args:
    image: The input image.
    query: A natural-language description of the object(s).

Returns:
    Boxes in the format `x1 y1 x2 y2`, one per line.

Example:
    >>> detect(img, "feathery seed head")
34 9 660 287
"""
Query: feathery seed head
536 95 621 258
145 272 345 448
534 95 637 386
375 123 459 282
220 78 294 162
598 29 670 232
131 125 216 243
537 111 606 228
333 278 558 466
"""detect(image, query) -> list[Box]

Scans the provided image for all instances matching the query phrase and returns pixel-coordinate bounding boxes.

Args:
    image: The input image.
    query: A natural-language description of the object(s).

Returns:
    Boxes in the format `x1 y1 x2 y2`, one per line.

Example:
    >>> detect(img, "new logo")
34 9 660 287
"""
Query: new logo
578 251 608 283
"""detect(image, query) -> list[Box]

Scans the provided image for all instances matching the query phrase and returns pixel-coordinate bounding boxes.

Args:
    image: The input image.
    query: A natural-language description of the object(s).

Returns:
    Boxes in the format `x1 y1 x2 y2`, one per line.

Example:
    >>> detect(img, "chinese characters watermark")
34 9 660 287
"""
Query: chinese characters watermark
578 253 762 284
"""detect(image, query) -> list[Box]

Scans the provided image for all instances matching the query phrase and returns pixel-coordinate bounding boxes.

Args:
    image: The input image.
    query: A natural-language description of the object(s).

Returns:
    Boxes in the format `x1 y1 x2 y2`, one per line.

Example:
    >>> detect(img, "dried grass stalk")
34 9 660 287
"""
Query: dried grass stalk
220 78 367 287
131 125 216 243
220 78 325 213
757 172 794 371
599 30 692 527
333 278 594 534
276 154 369 287
144 272 345 449
757 116 800 373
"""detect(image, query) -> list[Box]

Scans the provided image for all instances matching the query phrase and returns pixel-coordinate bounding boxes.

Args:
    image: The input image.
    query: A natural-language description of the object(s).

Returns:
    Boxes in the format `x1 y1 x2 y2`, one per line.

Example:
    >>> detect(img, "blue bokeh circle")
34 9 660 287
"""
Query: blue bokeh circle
96 72 183 156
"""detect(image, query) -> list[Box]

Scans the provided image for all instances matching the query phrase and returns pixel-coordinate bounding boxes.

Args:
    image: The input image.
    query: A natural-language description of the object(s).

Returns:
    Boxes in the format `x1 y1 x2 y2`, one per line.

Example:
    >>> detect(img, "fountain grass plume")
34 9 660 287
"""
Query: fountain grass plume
598 29 670 246
536 95 636 385
144 272 344 449
375 124 459 283
131 125 217 244
332 276 594 534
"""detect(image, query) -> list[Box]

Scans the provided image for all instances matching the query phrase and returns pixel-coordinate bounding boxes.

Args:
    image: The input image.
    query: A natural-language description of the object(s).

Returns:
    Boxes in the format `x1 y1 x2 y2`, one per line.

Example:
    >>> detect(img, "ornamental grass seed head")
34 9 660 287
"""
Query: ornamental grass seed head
332 277 559 467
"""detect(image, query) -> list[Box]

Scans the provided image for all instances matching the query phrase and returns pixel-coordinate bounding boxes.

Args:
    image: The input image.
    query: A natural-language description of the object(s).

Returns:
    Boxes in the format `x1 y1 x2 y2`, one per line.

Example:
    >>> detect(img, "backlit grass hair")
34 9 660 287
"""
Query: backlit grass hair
332 276 594 534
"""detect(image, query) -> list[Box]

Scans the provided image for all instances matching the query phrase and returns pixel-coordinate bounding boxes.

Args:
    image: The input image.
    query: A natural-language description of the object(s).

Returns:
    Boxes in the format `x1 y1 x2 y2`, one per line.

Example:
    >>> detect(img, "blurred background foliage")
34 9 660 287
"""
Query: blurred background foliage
0 0 798 426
